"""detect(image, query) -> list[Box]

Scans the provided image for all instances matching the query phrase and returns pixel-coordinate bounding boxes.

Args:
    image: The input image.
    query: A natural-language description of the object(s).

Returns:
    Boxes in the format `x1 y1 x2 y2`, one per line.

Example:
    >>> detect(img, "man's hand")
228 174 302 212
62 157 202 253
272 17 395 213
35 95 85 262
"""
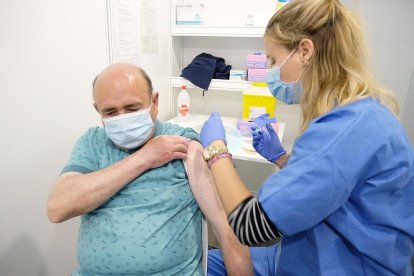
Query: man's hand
138 135 190 169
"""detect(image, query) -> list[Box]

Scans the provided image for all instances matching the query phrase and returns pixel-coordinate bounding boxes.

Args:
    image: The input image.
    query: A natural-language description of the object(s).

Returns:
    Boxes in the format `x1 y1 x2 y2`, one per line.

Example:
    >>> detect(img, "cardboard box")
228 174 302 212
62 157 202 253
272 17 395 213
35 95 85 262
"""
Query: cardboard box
176 4 204 25
247 54 266 69
230 70 247 80
247 69 266 82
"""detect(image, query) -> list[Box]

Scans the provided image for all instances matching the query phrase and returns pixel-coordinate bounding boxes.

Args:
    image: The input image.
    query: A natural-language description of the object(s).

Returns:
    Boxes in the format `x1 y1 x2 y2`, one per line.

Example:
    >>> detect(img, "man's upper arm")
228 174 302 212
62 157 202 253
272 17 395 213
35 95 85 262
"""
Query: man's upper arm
185 140 205 179
61 129 97 175
57 171 83 182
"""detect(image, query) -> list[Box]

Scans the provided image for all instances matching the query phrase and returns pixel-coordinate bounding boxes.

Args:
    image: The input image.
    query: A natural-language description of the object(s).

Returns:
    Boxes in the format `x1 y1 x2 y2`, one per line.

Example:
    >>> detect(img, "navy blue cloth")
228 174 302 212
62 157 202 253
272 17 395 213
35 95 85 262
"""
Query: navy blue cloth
181 53 232 90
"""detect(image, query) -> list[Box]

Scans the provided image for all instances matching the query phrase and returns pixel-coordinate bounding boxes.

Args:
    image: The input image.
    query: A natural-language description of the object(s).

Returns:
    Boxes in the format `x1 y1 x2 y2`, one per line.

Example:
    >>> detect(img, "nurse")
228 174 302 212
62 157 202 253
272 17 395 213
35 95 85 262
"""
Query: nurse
198 0 414 275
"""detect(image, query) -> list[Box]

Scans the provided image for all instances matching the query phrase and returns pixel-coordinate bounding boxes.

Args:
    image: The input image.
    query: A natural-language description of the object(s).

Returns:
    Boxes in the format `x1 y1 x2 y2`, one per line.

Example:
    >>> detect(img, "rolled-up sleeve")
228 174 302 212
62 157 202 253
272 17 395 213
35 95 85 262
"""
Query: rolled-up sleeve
61 129 97 174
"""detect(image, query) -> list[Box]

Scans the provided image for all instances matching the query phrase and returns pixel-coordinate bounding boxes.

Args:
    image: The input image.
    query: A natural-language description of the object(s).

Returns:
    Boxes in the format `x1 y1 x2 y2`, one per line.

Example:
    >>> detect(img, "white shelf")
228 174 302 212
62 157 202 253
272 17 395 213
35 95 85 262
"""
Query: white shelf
168 114 285 163
171 25 266 37
171 76 249 92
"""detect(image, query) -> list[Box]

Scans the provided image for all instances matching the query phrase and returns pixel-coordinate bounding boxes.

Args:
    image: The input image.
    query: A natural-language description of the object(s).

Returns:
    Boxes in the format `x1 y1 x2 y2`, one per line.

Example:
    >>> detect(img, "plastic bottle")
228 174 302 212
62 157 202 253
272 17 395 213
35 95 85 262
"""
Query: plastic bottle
177 85 190 116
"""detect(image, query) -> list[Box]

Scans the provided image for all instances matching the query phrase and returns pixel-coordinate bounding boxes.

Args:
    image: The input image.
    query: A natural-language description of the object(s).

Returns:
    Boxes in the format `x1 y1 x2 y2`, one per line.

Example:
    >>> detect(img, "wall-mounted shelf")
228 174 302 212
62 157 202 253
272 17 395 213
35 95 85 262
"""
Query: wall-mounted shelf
169 0 269 119
171 25 265 37
171 76 250 92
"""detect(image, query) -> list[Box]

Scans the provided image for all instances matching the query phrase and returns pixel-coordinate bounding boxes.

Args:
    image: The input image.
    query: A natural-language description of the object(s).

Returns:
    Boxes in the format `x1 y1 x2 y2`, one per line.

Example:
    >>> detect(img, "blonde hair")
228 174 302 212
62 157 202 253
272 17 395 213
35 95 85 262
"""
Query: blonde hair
265 0 399 134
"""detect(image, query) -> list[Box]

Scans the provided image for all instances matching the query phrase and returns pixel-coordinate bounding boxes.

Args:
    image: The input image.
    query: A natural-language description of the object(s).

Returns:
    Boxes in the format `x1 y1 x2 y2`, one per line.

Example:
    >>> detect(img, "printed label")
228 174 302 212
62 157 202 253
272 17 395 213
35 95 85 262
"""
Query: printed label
178 105 190 116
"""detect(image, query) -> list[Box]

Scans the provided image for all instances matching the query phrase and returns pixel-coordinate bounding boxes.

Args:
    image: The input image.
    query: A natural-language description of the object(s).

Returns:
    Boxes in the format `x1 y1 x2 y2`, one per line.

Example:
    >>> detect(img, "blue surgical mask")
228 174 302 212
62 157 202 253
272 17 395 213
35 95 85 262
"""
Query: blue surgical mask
103 106 154 150
266 49 303 104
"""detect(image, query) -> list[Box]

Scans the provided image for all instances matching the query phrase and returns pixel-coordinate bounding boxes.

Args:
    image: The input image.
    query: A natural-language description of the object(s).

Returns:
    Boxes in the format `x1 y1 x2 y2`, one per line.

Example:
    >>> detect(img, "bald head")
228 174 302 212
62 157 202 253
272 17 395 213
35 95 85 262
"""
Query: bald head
92 63 158 119
92 63 153 101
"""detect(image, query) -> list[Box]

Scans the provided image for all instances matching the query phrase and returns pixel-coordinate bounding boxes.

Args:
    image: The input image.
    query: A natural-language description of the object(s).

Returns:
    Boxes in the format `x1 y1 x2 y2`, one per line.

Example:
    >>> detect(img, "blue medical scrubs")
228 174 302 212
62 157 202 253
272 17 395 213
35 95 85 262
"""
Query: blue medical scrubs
208 98 414 275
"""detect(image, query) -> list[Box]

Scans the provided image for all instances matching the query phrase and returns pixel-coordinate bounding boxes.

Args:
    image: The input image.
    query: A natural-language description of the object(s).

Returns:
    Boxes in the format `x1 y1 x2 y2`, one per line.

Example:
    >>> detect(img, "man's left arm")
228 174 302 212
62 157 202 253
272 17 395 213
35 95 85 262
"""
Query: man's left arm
186 140 253 276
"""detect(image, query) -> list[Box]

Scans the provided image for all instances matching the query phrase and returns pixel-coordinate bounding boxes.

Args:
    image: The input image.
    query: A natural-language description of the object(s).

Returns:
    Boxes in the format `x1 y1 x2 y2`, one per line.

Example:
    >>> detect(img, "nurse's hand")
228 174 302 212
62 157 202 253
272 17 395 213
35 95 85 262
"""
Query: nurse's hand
251 123 286 163
253 113 276 128
200 112 226 148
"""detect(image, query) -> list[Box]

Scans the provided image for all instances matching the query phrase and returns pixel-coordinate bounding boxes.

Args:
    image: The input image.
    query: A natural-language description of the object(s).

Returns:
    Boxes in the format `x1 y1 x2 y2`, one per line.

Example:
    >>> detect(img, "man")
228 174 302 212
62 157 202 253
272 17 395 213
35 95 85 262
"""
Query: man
47 63 252 275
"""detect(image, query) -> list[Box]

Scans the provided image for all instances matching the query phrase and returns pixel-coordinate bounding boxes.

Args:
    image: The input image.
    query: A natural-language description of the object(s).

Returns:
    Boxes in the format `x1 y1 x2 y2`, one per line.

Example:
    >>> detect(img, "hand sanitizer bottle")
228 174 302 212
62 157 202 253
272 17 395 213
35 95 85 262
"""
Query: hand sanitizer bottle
177 85 190 116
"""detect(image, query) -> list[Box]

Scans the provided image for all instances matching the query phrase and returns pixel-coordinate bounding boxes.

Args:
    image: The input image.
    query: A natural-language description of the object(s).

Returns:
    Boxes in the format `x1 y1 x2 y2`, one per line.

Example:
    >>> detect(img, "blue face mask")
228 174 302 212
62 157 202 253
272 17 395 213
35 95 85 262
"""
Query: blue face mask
266 49 303 105
103 106 154 150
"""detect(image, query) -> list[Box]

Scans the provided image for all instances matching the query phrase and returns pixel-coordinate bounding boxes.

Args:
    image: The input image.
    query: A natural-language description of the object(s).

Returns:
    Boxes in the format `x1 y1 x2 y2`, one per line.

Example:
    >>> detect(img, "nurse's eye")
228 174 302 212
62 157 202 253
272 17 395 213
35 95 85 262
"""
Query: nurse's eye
266 58 276 68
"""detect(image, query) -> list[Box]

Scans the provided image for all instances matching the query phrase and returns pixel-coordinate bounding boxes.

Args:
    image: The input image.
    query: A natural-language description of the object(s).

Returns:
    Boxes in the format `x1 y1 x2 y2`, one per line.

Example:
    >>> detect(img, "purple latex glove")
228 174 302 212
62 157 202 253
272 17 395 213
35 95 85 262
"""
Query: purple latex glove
253 113 276 128
200 112 226 148
251 122 285 163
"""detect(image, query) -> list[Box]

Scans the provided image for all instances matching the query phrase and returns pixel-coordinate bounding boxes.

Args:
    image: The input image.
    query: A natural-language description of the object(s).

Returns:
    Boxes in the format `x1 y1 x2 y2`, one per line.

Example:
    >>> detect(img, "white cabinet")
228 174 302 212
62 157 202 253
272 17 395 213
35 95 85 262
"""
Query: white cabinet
168 0 274 118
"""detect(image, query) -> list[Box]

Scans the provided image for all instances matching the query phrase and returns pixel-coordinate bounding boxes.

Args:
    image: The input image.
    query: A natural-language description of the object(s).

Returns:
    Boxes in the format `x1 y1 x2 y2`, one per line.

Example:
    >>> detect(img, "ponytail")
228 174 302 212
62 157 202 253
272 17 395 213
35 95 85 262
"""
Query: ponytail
266 0 399 134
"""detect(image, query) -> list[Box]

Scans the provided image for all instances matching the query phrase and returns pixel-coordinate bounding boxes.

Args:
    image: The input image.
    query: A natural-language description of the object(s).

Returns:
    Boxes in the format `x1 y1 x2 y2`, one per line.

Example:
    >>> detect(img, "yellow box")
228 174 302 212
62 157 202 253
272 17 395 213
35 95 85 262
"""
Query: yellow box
242 87 277 119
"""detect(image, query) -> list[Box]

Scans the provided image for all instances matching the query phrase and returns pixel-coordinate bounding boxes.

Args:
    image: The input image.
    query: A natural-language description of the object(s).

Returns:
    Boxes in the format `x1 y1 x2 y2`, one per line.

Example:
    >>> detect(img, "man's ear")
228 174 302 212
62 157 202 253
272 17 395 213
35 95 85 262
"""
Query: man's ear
151 92 159 107
298 38 314 65
150 92 159 117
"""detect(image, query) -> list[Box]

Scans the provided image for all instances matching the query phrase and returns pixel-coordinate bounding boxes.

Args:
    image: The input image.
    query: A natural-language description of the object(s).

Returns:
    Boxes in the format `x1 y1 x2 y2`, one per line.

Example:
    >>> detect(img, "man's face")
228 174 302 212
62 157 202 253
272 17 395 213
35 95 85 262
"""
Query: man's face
93 71 158 122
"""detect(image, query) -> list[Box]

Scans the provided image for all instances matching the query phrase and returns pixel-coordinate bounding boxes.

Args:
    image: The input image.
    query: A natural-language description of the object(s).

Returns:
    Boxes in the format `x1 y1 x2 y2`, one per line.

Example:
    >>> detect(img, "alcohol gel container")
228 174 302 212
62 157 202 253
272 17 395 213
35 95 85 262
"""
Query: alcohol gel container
177 85 190 116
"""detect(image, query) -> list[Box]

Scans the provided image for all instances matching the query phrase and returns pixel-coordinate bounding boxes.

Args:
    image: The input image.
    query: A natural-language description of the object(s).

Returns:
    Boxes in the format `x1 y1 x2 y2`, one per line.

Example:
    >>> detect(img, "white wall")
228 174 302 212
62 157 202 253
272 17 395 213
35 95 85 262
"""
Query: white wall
0 0 107 275
346 0 414 146
0 0 170 274
107 0 170 120
137 0 170 121
357 0 414 114
402 68 414 148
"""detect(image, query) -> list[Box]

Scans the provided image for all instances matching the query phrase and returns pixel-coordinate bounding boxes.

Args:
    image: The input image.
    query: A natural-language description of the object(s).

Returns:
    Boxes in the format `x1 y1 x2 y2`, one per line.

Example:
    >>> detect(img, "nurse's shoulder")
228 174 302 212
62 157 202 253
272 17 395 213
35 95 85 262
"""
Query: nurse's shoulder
311 97 398 134
294 98 405 154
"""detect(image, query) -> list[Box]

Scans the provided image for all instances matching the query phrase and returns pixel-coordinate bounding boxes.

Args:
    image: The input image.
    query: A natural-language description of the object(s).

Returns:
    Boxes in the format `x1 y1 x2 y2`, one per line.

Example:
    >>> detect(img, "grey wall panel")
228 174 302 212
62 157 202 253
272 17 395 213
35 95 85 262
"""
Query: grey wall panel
402 67 414 147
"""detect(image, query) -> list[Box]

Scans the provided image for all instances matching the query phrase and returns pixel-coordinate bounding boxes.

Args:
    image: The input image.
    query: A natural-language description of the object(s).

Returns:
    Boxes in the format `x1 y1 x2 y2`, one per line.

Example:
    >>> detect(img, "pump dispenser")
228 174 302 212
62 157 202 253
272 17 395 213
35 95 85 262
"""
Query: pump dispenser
177 85 190 116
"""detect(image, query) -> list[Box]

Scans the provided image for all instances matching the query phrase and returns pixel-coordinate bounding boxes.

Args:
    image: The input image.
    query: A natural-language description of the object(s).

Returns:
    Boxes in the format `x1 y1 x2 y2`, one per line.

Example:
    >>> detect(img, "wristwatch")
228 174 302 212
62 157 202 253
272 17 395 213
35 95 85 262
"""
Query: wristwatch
202 144 229 161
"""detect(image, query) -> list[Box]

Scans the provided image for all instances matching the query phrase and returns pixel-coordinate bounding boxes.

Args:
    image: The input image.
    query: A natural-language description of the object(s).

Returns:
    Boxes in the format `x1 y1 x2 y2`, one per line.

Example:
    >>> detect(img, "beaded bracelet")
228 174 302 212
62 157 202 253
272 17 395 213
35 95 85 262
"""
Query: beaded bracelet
207 153 232 169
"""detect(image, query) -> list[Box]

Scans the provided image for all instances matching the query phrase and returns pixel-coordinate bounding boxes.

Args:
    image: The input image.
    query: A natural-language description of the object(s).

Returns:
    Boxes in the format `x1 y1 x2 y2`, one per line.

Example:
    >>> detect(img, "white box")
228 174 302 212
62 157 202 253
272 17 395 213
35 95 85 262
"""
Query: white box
230 70 247 80
176 4 204 25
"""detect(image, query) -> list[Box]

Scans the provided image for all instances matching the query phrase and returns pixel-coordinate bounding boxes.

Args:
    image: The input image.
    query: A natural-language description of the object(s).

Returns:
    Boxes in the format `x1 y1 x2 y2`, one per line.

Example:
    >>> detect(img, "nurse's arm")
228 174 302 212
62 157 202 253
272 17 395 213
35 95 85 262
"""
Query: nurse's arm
186 140 253 276
208 140 253 215
47 135 189 223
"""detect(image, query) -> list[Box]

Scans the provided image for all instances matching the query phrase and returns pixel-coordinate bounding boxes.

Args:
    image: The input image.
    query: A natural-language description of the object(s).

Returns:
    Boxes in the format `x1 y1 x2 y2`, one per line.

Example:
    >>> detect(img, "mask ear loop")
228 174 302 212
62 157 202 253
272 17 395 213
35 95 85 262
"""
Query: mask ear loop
269 48 297 71
279 48 297 68
292 59 309 103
